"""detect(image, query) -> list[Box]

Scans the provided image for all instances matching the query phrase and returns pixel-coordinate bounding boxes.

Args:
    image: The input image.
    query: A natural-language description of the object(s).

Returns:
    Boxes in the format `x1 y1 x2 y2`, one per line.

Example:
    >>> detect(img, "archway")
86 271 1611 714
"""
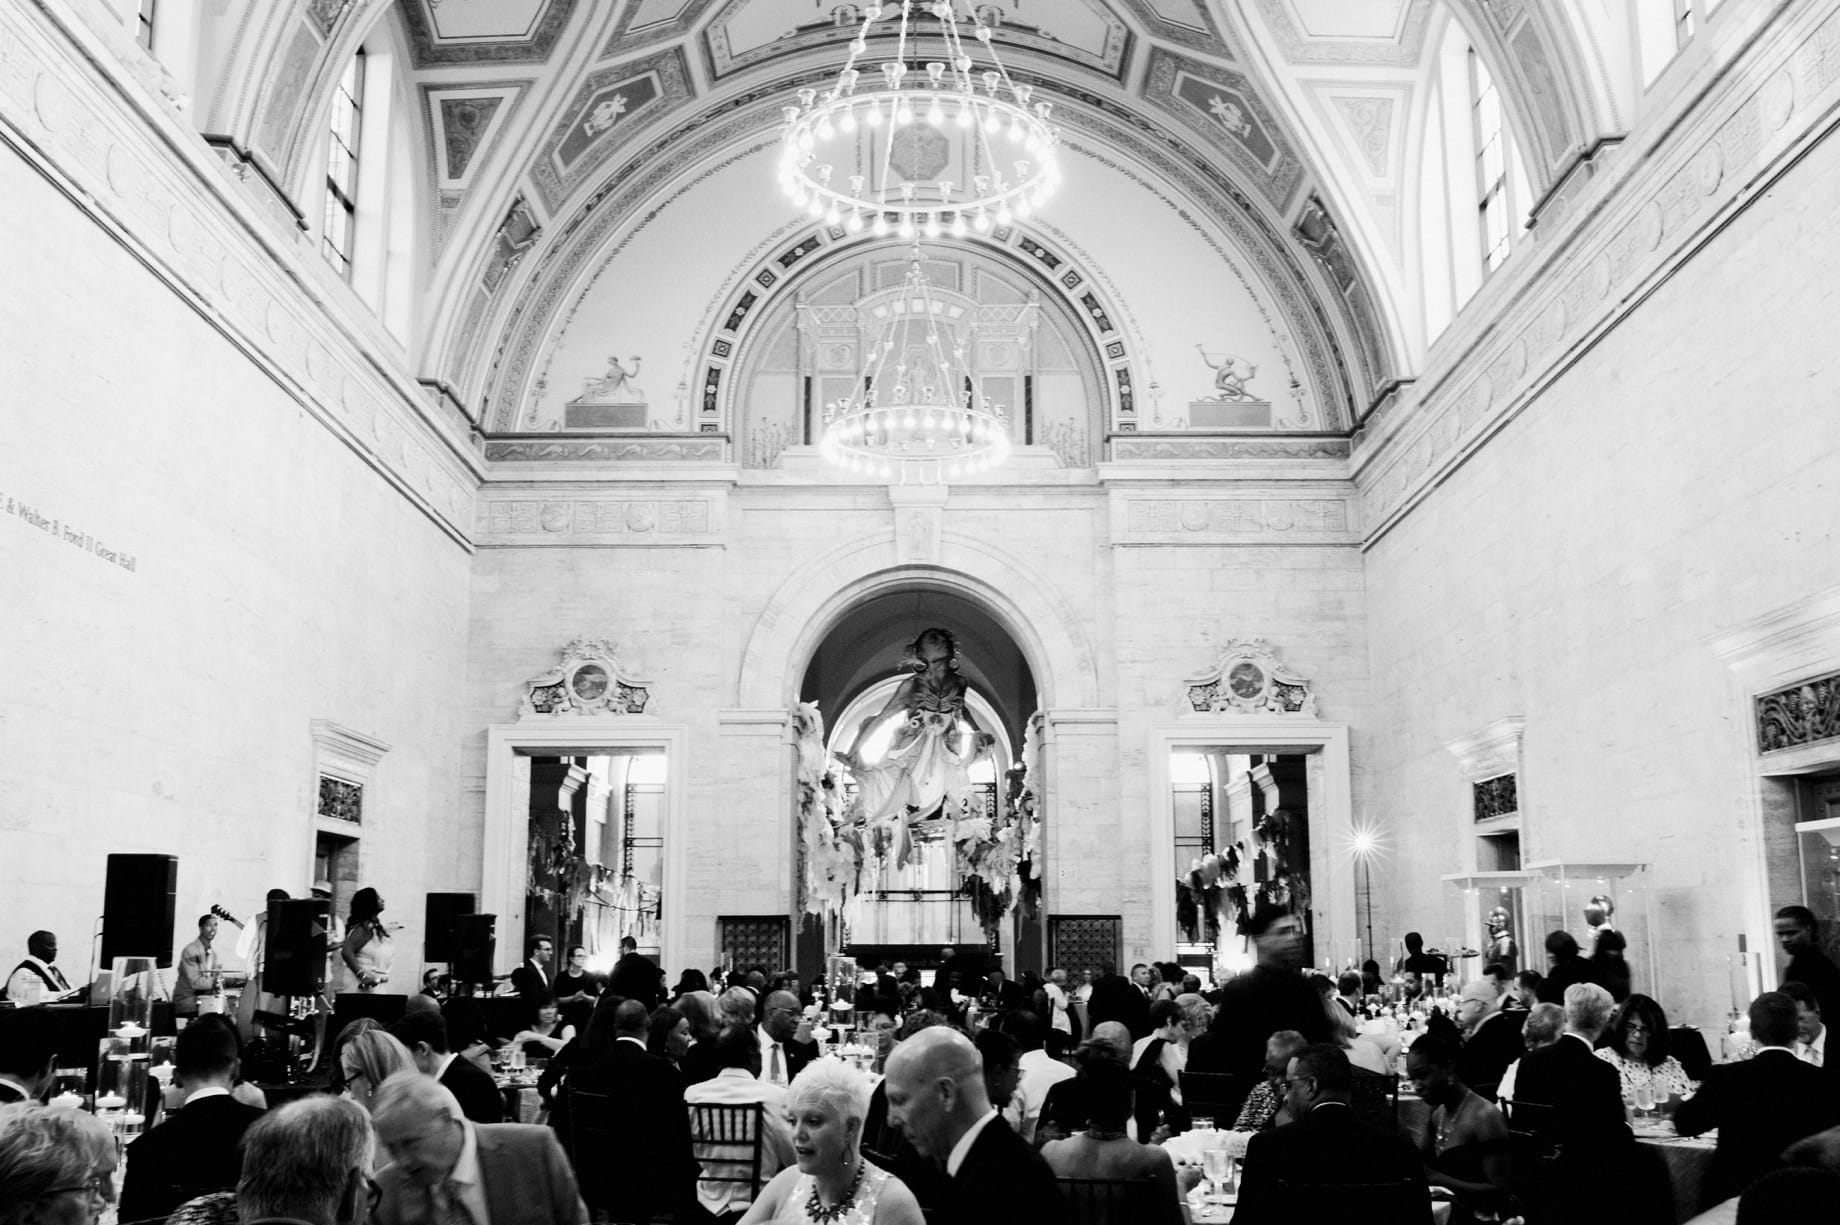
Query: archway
792 580 1047 981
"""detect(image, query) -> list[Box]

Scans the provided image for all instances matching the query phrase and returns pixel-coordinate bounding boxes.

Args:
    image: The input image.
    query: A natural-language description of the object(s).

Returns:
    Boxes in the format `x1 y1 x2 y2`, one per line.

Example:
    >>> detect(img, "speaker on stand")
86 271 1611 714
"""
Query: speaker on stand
423 893 476 965
451 913 496 996
254 898 330 1082
101 853 178 967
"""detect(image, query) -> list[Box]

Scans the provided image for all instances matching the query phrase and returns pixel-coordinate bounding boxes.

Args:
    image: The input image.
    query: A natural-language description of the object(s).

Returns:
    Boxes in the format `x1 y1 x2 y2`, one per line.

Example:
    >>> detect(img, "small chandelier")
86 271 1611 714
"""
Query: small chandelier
778 1 1062 237
818 249 1012 484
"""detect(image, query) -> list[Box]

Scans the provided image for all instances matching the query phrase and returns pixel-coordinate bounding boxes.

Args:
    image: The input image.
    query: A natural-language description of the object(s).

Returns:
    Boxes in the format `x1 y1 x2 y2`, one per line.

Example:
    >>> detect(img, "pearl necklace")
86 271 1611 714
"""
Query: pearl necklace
803 1162 866 1224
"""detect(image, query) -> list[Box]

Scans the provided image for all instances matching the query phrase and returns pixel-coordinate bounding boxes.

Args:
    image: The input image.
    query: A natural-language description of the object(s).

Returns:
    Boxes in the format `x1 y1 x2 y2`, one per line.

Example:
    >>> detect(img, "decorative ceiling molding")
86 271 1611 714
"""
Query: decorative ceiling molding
1142 47 1306 213
399 0 581 68
599 0 720 58
421 82 527 189
1115 0 1235 56
1251 0 1433 67
529 46 694 211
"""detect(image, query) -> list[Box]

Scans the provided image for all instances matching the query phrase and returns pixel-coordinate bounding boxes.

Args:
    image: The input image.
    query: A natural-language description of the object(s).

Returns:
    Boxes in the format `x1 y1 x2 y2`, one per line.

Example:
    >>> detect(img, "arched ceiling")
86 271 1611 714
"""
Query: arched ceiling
206 2 1618 430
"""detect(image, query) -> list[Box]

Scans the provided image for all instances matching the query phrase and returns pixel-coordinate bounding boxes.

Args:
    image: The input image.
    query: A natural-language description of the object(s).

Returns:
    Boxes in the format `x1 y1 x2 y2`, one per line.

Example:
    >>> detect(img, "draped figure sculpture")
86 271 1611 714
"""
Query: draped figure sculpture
840 627 993 869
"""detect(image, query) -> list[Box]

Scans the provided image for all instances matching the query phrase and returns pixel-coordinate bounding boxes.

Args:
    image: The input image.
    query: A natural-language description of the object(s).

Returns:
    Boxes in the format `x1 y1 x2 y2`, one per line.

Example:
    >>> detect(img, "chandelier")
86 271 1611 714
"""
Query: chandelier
778 1 1062 237
817 248 1013 484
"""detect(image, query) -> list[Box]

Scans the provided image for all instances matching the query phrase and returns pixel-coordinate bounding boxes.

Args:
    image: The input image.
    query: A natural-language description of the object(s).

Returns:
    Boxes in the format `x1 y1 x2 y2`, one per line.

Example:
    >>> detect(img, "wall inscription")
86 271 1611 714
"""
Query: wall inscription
481 498 717 539
1123 498 1350 538
3 489 138 572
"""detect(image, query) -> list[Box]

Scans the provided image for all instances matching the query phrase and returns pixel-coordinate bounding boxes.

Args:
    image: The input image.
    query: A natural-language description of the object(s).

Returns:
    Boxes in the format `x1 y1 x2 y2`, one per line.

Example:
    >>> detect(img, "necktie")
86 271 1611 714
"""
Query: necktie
770 1043 784 1084
431 1179 476 1225
49 966 69 991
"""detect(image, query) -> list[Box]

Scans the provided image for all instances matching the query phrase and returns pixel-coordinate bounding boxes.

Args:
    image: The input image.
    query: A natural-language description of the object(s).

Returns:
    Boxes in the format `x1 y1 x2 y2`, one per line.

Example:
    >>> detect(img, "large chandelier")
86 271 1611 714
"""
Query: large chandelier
778 1 1062 237
817 248 1013 484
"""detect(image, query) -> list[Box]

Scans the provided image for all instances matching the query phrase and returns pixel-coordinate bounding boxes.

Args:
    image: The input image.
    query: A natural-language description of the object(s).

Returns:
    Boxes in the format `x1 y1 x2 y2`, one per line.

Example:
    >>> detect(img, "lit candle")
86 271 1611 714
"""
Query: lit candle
50 1091 83 1109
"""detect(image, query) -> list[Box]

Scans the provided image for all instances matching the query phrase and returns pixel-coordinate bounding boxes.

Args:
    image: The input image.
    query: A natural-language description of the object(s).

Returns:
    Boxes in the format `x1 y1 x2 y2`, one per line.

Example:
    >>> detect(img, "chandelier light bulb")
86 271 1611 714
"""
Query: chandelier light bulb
956 101 973 129
1015 196 1033 219
841 110 858 133
950 214 968 238
825 206 842 225
897 217 916 240
973 211 992 233
846 210 865 233
924 214 942 238
927 99 945 126
807 196 827 218
871 214 889 236
866 103 884 127
983 112 1001 135
896 101 914 126
996 204 1013 224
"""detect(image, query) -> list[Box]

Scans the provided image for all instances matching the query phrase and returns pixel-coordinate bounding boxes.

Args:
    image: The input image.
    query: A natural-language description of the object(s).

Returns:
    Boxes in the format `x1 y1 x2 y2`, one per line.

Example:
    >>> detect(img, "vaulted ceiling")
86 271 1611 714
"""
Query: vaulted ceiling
201 1 1625 435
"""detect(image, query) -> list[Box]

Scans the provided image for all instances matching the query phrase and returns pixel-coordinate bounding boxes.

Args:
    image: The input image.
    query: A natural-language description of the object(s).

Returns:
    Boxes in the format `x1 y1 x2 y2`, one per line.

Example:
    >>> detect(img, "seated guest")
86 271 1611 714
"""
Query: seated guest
881 1028 1059 1225
1036 1023 1133 1144
512 992 574 1059
647 1004 692 1076
0 1103 117 1225
119 1017 266 1222
740 1056 925 1224
1781 981 1831 1071
440 996 505 1074
1231 1030 1307 1132
1041 1058 1184 1225
1406 1034 1509 1225
1326 998 1392 1075
1495 1002 1563 1102
1458 995 1528 1095
390 1009 502 1125
1511 969 1543 1010
757 990 818 1089
976 1029 1022 1121
860 1011 953 1214
1676 991 1840 1208
339 1029 417 1112
1536 932 1592 1005
670 968 709 1001
371 1072 587 1225
718 985 758 1031
1456 964 1511 1036
1002 1010 1075 1143
684 1025 795 1221
569 999 699 1223
1232 1043 1434 1225
1595 993 1697 1107
1130 999 1189 1137
327 1017 383 1098
551 945 600 1035
1361 958 1385 998
677 990 724 1085
1334 971 1364 1018
1509 984 1625 1149
233 1097 374 1225
0 1006 60 1104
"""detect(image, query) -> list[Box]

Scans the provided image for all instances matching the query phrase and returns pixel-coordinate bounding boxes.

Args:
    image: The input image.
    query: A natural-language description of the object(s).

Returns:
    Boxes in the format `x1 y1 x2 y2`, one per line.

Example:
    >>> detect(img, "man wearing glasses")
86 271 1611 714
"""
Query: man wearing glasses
756 990 816 1088
1230 1044 1434 1225
235 1096 377 1225
370 1070 587 1225
0 1104 117 1225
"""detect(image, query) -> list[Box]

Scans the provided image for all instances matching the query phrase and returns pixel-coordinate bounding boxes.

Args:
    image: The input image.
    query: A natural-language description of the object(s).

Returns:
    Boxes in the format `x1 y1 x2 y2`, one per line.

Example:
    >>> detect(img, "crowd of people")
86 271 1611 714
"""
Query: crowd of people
6 905 1840 1224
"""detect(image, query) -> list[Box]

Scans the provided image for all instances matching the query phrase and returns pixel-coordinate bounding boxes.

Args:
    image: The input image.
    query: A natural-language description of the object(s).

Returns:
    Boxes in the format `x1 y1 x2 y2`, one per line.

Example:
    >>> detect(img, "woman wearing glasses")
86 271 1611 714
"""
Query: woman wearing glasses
1594 994 1697 1110
0 1103 117 1225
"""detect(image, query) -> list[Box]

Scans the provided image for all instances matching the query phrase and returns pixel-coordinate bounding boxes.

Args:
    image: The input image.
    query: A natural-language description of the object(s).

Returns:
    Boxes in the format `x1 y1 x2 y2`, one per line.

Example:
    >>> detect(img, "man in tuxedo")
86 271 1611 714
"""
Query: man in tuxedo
1676 991 1840 1206
1782 981 1832 1072
1232 1044 1434 1225
372 1071 588 1225
2 930 74 1004
1536 931 1592 1005
1510 983 1625 1146
392 1010 503 1125
979 967 1026 1011
0 1005 60 1103
509 936 553 1001
757 989 817 1088
1334 970 1364 1019
569 999 699 1223
1207 906 1331 1081
1085 962 1150 1041
604 935 665 1008
883 1027 1060 1225
119 1016 266 1221
236 1096 375 1225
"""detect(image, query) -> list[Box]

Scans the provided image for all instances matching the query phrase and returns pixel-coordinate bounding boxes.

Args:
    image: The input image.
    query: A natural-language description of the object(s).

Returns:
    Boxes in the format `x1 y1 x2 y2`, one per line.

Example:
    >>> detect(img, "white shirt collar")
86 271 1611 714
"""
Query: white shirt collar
433 1052 456 1081
1799 1027 1827 1061
617 1035 648 1050
0 1074 37 1100
945 1108 1000 1177
715 1066 757 1081
183 1085 232 1104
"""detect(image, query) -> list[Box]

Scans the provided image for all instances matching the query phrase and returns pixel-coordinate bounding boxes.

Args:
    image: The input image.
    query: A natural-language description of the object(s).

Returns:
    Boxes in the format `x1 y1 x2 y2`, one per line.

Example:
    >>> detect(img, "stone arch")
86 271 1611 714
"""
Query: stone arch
735 529 1102 713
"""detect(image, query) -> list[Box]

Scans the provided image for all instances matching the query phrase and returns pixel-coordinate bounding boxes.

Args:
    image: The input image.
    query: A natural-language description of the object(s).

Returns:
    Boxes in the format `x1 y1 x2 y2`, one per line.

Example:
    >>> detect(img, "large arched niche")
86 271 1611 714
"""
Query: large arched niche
735 531 1102 715
732 239 1109 471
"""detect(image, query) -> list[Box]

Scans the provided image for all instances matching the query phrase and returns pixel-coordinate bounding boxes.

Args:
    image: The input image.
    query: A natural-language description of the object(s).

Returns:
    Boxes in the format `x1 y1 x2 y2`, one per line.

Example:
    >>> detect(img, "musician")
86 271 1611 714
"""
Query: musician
3 931 75 1005
172 913 222 1017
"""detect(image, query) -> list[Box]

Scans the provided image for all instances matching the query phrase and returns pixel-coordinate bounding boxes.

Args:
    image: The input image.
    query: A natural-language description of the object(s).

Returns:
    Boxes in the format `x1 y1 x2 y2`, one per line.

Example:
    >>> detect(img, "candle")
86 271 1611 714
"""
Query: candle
95 1093 126 1110
50 1091 83 1109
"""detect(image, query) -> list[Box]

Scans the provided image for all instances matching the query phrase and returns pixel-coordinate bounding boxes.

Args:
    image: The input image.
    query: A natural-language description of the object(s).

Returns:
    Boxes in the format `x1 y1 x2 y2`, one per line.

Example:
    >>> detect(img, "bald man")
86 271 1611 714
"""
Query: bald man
884 1028 1060 1224
757 989 817 1087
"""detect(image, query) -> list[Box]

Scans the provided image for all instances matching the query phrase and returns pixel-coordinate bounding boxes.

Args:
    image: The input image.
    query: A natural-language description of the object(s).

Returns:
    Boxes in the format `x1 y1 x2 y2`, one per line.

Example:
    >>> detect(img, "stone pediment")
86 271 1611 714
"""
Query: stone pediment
1183 637 1316 716
520 638 652 719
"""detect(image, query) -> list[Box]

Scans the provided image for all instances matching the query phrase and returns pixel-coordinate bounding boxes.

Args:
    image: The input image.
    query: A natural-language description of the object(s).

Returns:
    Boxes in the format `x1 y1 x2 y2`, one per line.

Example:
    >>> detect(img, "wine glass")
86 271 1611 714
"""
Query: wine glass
1201 1146 1230 1207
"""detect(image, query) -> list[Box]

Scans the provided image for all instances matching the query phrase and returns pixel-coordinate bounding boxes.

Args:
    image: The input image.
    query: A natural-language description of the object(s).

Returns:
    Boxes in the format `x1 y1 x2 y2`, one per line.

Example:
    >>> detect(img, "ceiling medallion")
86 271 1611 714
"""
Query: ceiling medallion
777 0 1062 240
817 245 1013 485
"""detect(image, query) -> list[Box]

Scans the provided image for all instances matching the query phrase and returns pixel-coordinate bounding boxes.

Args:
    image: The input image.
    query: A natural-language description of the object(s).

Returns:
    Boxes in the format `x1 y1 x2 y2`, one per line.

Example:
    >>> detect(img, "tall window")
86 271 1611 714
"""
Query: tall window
1674 0 1697 48
1470 49 1510 274
322 51 365 276
136 0 157 50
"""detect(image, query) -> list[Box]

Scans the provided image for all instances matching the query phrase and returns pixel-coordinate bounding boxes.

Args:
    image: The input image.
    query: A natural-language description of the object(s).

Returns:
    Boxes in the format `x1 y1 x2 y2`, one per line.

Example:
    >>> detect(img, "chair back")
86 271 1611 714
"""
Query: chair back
1348 1068 1397 1128
1056 1176 1160 1225
1178 1070 1247 1121
689 1101 767 1202
1275 1178 1424 1224
564 1086 616 1208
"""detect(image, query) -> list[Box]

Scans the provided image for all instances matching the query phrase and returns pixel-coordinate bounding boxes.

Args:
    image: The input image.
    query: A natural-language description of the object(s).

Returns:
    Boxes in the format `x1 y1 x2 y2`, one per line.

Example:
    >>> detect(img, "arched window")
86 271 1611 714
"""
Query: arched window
1415 13 1532 341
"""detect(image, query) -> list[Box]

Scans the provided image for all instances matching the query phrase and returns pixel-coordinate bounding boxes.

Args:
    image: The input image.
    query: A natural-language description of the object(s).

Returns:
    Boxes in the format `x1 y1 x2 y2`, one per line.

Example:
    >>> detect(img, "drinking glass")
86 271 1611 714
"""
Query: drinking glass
1201 1146 1230 1206
1634 1084 1656 1118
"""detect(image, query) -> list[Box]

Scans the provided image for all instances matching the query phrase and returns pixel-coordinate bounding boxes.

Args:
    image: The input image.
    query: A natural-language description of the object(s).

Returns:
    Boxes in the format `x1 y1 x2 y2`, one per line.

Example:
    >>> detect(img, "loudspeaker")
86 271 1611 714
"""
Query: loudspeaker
101 853 178 967
330 991 407 1038
423 892 476 962
263 898 330 997
451 913 496 987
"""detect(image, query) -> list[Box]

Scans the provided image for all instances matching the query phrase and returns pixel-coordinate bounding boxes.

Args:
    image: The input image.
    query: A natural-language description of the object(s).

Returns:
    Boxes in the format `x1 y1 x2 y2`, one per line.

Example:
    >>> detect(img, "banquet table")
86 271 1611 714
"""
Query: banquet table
1163 1128 1451 1224
1632 1120 1717 1223
493 1072 544 1123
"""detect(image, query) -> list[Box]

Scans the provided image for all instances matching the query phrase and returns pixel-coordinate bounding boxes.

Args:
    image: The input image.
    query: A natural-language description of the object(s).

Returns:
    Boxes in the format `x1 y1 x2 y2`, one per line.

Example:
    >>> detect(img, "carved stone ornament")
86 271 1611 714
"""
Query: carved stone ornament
519 638 652 719
1183 638 1316 716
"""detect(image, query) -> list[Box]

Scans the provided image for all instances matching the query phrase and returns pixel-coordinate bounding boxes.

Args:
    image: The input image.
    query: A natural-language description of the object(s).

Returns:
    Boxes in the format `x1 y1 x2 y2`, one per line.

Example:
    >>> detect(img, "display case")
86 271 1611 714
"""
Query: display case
1795 819 1840 931
1439 871 1539 987
1524 861 1655 998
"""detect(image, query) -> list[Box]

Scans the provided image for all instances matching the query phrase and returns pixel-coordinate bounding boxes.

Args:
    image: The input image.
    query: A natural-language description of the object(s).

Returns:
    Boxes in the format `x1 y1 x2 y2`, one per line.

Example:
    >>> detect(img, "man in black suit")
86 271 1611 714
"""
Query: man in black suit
1510 982 1625 1147
605 935 665 1008
883 1027 1060 1225
1777 905 1840 1026
510 935 554 1001
392 1009 503 1124
1232 1043 1434 1225
1085 961 1150 1041
0 1005 59 1104
757 989 818 1088
979 967 1026 1011
1535 931 1593 1005
1207 905 1331 1082
119 1017 267 1222
569 998 699 1223
1677 991 1840 1206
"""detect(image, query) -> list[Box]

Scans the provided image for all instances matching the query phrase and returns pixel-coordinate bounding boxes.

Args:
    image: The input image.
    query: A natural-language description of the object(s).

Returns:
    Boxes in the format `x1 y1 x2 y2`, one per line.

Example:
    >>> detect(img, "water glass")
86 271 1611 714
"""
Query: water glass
1201 1146 1230 1205
1634 1084 1656 1118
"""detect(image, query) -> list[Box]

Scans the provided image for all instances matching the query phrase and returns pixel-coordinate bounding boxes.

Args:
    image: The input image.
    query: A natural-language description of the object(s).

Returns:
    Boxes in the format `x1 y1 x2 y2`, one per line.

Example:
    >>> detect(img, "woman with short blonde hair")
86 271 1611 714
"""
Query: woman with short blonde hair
740 1057 924 1224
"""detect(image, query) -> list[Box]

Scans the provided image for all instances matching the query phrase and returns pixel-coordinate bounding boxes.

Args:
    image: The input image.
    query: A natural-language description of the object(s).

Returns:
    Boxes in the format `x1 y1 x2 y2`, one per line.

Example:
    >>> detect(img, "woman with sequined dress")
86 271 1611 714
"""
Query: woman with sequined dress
740 1057 925 1225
